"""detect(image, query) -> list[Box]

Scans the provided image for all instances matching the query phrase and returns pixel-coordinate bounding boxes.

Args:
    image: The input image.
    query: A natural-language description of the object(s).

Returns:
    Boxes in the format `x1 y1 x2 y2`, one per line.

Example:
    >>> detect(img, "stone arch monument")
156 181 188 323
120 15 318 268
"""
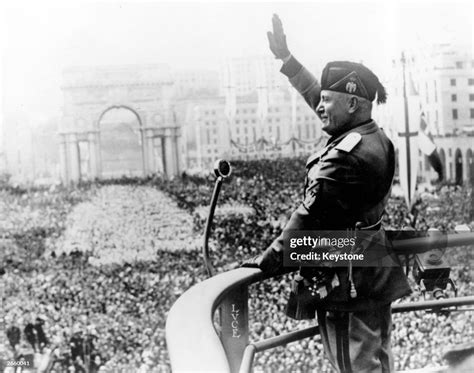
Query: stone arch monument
59 64 180 183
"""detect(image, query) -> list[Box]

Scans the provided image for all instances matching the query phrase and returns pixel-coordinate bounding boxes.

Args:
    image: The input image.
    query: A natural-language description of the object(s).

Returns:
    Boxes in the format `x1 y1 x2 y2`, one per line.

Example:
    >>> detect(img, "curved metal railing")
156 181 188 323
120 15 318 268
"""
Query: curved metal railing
166 232 474 372
166 267 265 372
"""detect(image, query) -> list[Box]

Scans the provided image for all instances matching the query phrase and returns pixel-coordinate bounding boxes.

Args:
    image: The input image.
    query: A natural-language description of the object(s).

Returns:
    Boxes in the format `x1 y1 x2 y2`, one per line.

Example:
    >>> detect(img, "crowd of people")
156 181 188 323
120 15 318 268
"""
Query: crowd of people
1 157 473 372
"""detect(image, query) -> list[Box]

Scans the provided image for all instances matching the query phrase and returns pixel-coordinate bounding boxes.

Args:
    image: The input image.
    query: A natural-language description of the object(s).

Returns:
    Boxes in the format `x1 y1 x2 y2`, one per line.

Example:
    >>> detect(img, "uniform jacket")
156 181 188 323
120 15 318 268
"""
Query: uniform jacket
271 57 411 316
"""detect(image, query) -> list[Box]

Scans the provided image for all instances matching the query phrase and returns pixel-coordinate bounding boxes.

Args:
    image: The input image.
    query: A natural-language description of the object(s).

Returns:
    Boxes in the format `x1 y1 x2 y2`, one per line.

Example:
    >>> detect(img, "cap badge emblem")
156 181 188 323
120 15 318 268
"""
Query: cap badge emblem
346 81 357 93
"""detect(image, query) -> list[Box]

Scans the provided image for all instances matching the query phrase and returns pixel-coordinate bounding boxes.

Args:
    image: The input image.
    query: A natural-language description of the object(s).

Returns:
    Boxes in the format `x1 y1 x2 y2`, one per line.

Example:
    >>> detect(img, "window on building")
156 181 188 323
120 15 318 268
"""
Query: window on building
452 109 458 120
469 78 474 86
424 155 431 171
236 120 240 124
451 94 457 102
434 80 438 102
277 127 280 140
450 78 456 86
251 119 256 124
471 108 474 118
456 61 463 69
207 130 211 144
470 94 474 101
243 120 248 124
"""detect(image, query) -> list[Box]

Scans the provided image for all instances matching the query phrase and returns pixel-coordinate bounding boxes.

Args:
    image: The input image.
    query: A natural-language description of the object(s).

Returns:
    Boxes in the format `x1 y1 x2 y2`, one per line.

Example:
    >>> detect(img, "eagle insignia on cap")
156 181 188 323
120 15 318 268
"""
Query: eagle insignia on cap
321 61 388 104
346 81 357 93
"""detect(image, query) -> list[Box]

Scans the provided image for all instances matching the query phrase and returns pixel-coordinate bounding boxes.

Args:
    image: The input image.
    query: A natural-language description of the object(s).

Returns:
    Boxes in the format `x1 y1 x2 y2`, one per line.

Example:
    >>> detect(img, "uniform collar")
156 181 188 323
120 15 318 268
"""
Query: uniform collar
326 119 378 145
306 119 378 167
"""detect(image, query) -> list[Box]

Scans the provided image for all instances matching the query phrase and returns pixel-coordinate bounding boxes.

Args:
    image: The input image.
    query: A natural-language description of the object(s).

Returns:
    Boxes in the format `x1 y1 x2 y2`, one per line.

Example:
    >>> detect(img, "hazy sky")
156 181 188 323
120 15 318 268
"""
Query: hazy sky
1 0 472 125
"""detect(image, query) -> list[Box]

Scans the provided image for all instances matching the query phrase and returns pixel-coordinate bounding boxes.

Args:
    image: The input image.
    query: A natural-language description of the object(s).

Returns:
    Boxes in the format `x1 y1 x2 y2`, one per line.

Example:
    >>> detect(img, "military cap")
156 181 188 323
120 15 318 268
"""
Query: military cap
321 61 387 104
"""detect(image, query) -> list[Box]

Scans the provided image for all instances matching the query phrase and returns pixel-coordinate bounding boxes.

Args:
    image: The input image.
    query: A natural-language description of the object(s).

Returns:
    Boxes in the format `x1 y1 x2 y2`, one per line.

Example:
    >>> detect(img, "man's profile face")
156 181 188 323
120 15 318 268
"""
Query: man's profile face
316 90 352 136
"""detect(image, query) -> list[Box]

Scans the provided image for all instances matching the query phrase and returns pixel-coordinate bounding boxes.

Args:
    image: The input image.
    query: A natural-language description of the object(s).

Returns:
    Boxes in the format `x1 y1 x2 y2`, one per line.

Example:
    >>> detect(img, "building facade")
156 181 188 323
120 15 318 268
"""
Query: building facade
2 48 472 185
411 43 474 135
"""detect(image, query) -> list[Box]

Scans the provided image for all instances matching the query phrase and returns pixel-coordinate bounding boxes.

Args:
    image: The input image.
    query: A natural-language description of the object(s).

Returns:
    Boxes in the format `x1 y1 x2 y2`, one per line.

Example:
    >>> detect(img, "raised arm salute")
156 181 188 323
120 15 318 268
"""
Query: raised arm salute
266 14 291 61
243 14 410 373
268 14 322 112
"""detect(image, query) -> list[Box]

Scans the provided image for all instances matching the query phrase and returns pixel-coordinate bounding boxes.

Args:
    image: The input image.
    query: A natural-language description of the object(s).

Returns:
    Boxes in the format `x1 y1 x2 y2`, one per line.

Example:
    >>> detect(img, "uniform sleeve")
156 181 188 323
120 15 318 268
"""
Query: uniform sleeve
280 56 321 112
270 150 364 253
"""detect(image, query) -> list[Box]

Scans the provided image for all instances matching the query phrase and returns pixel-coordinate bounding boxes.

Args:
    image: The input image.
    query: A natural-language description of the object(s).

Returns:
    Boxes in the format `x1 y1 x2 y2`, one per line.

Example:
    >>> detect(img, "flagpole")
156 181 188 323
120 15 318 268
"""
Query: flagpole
401 51 412 207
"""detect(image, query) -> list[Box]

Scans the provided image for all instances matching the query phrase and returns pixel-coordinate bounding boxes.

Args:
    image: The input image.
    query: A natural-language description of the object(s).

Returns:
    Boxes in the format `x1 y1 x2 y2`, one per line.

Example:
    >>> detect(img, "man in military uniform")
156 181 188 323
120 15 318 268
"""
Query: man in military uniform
244 14 411 372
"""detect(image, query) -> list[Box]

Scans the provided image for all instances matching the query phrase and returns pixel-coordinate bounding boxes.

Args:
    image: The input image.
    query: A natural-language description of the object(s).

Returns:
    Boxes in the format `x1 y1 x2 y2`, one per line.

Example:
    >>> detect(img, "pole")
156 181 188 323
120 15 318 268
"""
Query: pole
401 52 412 207
203 177 223 277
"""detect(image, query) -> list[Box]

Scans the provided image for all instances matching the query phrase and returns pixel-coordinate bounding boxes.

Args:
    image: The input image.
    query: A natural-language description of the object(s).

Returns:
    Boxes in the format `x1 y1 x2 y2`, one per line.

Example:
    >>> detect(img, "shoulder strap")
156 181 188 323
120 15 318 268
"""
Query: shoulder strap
334 132 362 153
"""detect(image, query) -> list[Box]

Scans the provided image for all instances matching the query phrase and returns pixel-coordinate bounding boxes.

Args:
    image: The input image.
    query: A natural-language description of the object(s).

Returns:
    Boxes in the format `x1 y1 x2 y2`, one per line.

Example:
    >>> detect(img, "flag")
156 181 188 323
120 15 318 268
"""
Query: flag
419 113 443 181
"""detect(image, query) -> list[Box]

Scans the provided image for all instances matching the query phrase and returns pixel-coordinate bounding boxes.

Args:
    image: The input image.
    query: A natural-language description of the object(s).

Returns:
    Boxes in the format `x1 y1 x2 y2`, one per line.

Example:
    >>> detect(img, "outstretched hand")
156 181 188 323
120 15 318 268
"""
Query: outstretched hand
241 246 283 274
241 255 261 269
267 14 290 60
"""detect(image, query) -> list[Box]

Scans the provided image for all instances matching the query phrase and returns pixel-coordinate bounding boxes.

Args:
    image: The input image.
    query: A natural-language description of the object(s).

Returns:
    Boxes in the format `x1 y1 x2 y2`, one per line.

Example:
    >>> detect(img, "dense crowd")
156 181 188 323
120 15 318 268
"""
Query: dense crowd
0 157 473 372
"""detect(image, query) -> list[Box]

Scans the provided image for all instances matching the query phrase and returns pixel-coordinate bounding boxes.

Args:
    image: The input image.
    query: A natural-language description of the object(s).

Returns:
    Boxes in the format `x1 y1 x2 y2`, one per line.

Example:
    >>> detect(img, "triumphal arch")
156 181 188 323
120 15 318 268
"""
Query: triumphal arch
59 65 180 183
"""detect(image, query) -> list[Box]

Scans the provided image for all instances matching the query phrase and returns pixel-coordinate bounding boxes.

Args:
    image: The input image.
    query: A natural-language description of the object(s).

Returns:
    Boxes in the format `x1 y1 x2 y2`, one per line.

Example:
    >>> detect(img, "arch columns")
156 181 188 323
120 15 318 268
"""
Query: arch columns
59 134 68 183
66 133 81 183
87 131 100 179
162 127 181 178
59 130 100 183
130 126 181 178
143 128 156 175
59 126 181 182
